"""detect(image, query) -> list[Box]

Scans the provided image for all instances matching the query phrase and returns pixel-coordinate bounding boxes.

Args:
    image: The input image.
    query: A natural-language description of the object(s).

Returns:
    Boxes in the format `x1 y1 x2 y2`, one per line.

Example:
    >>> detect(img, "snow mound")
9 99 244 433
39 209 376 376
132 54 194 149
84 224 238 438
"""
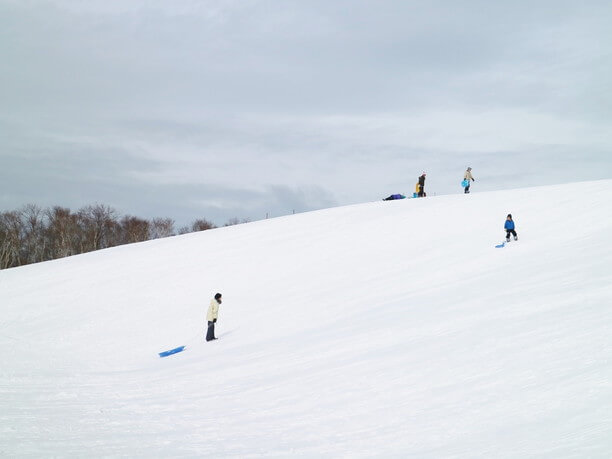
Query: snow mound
1 180 611 457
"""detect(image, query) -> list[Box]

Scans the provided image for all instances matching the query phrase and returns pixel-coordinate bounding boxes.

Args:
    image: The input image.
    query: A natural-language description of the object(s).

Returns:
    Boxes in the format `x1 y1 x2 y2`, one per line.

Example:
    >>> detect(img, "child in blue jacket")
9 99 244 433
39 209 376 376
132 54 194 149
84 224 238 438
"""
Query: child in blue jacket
505 214 517 242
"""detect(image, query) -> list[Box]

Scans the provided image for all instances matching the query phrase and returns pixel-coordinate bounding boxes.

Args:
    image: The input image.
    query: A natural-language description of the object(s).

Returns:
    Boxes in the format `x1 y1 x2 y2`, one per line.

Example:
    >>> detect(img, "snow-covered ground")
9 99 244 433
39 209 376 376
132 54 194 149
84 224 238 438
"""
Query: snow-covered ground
1 180 611 457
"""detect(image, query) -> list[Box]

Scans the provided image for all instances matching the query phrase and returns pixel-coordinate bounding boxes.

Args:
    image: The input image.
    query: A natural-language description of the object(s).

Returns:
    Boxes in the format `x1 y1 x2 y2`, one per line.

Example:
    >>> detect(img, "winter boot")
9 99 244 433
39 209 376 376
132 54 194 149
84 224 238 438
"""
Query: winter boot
514 236 518 241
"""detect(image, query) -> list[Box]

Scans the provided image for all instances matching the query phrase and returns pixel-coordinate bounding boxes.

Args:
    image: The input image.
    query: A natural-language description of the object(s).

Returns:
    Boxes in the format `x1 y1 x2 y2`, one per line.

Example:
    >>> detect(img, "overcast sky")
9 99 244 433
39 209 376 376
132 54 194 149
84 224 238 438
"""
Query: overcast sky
1 0 611 226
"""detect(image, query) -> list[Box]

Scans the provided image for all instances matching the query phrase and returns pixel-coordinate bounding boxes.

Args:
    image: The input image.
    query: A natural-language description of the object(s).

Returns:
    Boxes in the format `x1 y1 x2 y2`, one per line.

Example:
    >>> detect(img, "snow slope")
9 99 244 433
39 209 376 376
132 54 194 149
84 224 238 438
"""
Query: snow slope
1 180 612 457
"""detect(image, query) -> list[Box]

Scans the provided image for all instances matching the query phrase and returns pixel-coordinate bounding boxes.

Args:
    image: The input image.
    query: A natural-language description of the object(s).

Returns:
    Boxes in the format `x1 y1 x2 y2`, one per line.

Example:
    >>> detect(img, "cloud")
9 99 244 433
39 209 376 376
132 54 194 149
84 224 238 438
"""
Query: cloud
1 0 611 225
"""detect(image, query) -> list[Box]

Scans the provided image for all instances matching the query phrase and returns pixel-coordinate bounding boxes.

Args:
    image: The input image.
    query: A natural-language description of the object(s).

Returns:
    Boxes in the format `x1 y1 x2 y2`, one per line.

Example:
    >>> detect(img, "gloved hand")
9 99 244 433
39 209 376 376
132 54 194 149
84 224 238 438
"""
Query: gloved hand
213 319 217 323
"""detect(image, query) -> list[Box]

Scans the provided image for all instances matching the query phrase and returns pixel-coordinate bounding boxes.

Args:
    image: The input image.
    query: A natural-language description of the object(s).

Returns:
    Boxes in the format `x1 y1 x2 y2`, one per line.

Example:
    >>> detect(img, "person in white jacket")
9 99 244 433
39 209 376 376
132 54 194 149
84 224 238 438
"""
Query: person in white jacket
206 293 222 341
463 167 475 193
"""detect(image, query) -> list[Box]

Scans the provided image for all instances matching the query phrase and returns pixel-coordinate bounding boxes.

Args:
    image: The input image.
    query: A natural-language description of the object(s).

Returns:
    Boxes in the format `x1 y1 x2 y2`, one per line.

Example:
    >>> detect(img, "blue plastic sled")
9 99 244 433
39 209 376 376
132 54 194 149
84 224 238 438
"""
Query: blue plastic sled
159 346 186 358
461 179 469 188
495 242 505 248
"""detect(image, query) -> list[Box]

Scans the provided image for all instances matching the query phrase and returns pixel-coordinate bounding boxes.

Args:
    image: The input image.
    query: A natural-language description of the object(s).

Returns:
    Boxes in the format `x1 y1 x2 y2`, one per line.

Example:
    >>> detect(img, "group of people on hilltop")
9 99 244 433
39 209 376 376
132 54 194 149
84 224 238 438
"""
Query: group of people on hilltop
205 167 521 344
404 167 474 198
418 167 518 240
385 166 519 240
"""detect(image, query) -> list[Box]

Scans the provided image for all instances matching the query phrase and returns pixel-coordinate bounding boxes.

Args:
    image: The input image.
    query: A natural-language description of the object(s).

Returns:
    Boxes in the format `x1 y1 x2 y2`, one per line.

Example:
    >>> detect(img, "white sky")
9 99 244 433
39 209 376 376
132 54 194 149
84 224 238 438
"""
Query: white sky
1 0 611 225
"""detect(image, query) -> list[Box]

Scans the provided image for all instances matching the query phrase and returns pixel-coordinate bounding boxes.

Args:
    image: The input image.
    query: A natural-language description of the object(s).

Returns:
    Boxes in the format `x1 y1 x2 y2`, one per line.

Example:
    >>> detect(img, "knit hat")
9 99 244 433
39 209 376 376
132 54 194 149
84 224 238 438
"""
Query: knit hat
507 214 512 218
214 293 222 300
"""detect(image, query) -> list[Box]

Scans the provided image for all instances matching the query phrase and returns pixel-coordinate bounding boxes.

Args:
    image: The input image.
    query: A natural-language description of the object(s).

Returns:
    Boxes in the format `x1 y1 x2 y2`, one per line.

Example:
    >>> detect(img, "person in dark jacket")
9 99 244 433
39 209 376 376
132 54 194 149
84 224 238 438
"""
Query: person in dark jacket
417 173 426 197
206 293 222 341
505 214 517 242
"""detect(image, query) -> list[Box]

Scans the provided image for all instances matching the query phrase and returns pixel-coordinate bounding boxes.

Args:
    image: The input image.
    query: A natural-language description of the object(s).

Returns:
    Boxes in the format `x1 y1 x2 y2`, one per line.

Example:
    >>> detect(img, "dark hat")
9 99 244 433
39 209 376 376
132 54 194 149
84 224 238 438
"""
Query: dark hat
507 214 512 218
214 293 222 300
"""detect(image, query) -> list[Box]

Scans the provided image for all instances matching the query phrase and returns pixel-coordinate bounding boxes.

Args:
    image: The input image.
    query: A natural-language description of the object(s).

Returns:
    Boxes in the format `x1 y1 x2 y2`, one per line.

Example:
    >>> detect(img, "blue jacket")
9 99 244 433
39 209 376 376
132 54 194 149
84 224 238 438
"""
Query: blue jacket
505 219 515 230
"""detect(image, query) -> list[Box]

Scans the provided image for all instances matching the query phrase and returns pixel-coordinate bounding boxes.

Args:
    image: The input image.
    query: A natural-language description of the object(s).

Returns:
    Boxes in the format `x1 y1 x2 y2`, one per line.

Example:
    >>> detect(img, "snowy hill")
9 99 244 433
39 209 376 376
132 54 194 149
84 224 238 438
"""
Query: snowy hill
1 180 612 457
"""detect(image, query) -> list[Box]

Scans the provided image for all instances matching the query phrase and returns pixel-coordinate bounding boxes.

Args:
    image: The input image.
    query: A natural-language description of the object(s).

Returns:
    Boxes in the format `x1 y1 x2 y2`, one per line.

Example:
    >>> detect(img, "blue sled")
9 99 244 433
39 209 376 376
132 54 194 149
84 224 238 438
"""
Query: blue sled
159 346 185 358
495 242 505 248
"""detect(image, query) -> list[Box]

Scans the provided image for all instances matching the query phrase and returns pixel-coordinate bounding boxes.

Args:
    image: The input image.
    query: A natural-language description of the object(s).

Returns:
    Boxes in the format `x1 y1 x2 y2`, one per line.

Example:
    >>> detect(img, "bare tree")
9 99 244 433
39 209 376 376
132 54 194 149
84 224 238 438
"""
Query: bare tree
77 204 119 252
150 218 175 239
120 216 150 244
21 204 47 264
45 207 79 259
0 211 23 269
192 219 216 232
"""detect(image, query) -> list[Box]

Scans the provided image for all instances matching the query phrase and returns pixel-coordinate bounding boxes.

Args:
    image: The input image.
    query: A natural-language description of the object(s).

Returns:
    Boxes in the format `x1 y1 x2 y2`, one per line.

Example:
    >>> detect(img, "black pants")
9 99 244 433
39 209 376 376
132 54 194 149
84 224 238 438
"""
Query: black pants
506 229 517 239
418 186 425 197
464 184 470 193
206 321 216 341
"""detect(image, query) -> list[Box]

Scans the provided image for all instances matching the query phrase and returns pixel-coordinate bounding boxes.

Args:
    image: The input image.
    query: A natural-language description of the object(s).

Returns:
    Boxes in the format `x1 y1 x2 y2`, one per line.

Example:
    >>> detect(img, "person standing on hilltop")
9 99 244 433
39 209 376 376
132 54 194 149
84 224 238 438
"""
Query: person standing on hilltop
206 293 222 341
418 173 426 197
463 167 475 193
505 214 518 242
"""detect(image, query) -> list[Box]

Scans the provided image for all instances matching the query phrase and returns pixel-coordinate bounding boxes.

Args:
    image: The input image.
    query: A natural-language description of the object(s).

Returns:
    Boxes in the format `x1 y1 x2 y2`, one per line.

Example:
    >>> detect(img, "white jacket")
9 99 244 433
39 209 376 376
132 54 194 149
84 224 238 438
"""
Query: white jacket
464 169 474 181
207 299 219 322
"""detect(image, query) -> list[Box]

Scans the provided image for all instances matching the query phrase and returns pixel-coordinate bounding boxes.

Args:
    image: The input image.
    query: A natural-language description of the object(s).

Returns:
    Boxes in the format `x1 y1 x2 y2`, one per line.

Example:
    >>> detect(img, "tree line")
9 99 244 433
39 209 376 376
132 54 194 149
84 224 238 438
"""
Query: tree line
0 204 247 270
